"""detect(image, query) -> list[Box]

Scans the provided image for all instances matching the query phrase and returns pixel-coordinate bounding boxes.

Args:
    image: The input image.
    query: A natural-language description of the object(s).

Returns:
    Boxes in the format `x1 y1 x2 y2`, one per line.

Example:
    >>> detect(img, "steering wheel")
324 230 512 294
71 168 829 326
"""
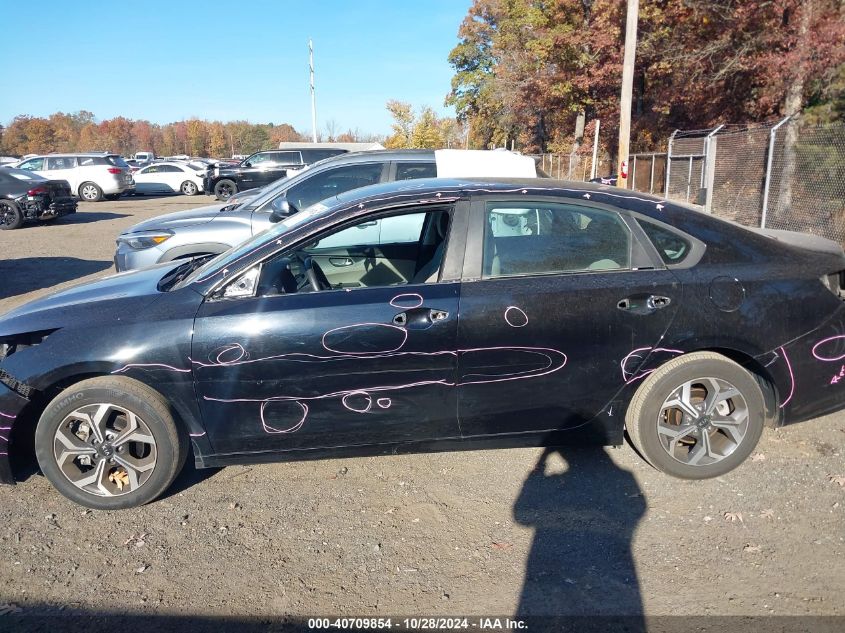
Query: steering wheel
303 256 332 291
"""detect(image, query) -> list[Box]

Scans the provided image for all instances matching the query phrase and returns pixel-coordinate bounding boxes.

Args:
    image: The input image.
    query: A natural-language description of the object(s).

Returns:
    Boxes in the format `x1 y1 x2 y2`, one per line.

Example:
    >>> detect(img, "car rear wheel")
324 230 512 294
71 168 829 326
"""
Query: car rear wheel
0 200 23 230
180 180 199 196
213 179 237 201
625 351 765 479
79 182 103 202
35 376 188 510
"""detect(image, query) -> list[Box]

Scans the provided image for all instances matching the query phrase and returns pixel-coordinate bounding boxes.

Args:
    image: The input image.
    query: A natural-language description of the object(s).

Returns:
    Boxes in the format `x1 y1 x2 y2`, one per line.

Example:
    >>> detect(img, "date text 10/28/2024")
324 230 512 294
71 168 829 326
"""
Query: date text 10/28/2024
307 617 528 630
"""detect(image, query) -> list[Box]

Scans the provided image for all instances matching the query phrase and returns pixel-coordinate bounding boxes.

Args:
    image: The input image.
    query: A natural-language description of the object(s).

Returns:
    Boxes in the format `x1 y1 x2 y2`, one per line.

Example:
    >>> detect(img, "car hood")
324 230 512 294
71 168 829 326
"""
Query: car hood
0 261 185 337
122 203 228 234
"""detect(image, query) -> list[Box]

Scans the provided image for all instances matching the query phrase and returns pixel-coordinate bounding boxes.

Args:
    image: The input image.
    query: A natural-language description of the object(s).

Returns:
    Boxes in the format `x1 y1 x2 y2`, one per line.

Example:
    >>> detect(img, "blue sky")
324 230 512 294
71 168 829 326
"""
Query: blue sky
1 0 472 136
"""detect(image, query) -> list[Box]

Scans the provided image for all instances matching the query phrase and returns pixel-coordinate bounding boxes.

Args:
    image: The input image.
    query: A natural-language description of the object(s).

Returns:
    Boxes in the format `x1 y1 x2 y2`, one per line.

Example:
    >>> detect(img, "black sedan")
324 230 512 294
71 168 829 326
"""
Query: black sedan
0 168 76 230
1 178 843 509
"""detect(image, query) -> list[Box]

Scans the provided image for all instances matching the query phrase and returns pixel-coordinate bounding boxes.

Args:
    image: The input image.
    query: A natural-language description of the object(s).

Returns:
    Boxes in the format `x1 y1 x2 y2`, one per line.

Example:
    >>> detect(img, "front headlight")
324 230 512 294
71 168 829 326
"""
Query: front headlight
117 230 174 250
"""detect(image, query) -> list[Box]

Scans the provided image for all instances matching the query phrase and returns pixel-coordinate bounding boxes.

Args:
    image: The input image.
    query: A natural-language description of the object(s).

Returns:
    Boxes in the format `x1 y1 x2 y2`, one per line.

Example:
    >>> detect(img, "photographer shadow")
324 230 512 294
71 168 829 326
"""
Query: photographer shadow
514 446 646 629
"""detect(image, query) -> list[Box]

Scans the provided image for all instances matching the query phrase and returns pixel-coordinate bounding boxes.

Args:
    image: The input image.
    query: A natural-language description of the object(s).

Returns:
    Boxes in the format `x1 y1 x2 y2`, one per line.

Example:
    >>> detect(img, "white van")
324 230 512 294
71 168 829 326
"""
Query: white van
15 153 135 201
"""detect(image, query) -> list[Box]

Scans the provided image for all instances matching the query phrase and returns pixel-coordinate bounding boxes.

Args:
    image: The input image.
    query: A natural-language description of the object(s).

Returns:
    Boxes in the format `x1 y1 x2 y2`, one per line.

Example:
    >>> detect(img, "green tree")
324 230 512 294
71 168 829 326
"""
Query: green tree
410 107 444 148
384 101 416 148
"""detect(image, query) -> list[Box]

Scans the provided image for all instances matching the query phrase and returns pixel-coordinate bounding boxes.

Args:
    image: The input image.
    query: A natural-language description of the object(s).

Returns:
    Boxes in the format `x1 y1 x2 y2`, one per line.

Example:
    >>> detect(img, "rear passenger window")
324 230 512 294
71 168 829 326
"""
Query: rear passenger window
396 163 437 180
46 157 76 170
483 202 631 278
273 152 302 164
638 220 690 264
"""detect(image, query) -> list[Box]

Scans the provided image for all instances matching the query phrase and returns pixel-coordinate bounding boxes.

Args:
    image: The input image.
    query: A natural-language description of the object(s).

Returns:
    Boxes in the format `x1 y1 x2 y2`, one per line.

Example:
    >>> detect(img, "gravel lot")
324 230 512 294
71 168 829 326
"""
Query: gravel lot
0 197 843 628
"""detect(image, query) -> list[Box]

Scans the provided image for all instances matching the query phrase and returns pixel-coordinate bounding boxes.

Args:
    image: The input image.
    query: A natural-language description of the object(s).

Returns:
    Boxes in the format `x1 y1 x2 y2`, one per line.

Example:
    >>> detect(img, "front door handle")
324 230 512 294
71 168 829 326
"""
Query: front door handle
329 257 354 267
392 308 450 329
618 294 672 314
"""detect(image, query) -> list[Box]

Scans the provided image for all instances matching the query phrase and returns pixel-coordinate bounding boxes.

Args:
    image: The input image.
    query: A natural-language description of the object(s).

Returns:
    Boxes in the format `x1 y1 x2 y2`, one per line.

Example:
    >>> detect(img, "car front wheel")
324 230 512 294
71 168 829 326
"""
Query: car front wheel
625 351 765 479
34 376 188 510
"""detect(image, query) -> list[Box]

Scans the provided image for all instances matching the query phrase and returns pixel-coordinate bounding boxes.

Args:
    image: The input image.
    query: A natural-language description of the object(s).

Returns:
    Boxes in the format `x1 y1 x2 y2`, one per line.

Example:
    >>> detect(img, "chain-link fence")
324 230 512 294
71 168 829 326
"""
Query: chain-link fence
765 124 845 244
628 153 667 195
530 153 596 181
655 121 845 245
708 125 773 226
530 121 845 245
665 130 712 204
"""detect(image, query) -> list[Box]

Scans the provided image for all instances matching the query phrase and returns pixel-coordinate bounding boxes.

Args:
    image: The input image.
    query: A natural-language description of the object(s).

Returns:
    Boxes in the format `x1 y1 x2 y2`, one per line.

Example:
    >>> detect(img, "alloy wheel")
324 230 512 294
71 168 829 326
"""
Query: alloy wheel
53 403 158 497
656 377 749 466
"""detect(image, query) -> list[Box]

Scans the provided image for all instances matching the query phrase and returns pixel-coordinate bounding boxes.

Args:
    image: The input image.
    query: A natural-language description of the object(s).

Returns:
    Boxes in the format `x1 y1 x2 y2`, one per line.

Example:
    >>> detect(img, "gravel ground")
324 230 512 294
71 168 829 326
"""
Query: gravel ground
0 197 843 628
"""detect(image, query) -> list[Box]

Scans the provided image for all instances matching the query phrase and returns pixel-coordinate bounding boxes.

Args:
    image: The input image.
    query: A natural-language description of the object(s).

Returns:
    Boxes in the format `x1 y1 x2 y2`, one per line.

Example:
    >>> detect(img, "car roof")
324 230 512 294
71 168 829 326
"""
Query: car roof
324 176 699 228
30 152 120 158
301 149 435 169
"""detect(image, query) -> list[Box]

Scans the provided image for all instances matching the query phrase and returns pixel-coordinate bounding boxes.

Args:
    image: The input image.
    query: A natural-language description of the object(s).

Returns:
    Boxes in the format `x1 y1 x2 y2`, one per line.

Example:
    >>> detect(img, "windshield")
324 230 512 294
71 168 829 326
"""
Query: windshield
174 201 333 289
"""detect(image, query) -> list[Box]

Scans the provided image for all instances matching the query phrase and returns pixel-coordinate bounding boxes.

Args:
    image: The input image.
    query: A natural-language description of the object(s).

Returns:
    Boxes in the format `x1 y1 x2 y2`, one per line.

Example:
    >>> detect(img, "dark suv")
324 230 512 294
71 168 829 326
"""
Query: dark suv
204 148 348 200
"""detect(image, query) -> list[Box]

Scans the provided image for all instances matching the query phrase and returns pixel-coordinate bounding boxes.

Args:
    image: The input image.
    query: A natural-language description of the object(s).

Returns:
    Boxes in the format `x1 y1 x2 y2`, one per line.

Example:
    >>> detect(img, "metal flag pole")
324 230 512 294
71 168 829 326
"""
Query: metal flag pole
309 39 318 143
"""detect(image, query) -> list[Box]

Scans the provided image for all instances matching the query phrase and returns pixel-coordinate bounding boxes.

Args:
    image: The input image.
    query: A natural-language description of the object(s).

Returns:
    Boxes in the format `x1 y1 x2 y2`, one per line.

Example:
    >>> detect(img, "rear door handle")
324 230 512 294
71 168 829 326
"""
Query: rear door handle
618 294 672 314
647 295 671 310
393 308 450 329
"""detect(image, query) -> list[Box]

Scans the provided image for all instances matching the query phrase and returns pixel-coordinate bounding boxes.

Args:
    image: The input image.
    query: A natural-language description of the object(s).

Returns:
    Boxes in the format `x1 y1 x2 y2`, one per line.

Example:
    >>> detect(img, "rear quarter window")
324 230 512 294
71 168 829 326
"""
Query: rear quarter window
107 156 129 168
77 156 107 166
638 220 691 264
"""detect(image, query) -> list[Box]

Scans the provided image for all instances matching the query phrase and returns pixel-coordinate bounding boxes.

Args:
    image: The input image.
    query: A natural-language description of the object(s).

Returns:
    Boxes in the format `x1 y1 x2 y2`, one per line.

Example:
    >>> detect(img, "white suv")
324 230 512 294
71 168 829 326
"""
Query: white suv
14 153 135 201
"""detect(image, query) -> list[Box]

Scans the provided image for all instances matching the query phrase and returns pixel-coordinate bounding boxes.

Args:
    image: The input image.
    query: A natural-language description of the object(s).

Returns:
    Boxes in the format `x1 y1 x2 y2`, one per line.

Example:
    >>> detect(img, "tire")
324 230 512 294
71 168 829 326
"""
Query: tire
78 182 103 202
180 180 199 196
0 200 23 230
625 351 765 479
34 376 188 510
213 179 237 201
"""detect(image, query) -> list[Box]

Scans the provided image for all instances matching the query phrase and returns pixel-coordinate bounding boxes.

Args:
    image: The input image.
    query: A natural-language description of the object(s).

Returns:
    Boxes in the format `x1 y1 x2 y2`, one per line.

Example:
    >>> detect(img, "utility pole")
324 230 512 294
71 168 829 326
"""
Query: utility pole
617 0 639 188
590 119 600 179
309 38 318 143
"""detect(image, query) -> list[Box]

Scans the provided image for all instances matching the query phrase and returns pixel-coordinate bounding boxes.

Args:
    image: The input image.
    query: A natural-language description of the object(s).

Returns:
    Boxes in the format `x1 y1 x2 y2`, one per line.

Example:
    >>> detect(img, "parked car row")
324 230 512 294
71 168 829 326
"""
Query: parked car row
0 146 358 219
6 153 134 202
203 147 349 200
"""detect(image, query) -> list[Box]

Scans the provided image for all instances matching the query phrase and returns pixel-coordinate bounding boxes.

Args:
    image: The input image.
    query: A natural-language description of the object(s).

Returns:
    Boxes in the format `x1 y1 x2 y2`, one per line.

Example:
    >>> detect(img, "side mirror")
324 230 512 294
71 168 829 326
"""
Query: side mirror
269 197 299 223
243 161 252 168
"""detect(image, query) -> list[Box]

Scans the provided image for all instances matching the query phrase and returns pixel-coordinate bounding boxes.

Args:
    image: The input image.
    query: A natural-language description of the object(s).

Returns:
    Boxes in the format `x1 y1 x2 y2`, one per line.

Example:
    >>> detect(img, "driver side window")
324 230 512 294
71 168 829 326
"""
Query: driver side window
252 207 451 297
19 158 44 171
